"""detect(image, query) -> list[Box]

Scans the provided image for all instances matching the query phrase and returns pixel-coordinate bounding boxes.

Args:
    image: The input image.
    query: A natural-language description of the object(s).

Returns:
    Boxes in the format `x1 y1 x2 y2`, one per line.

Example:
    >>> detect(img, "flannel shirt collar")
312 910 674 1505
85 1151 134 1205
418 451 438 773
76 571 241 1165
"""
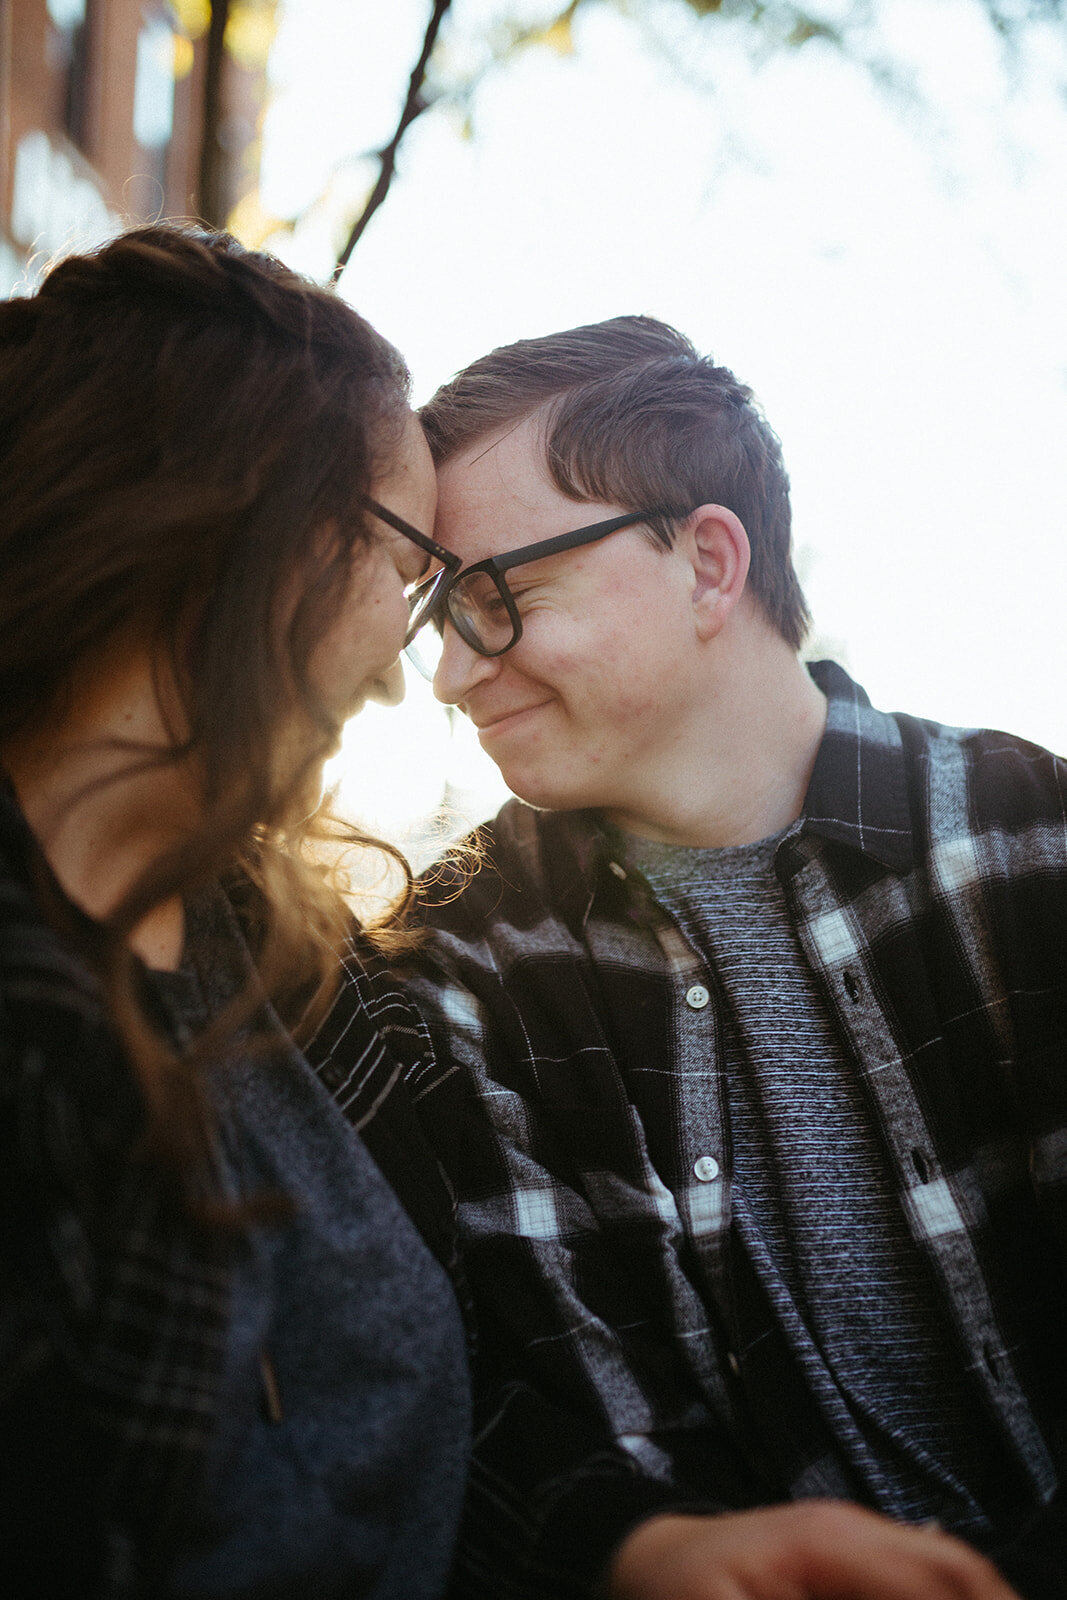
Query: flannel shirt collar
527 660 915 932
799 659 915 874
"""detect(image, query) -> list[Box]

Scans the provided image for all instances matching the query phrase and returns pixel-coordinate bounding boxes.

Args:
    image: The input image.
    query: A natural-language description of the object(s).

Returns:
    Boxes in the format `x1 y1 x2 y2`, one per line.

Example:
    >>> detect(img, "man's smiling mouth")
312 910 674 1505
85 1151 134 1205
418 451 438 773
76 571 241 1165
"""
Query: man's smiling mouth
473 701 553 737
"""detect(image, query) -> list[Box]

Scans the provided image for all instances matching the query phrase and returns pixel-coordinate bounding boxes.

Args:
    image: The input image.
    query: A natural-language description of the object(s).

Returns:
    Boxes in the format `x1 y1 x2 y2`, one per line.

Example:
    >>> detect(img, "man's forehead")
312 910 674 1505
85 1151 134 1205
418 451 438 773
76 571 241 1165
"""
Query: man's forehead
434 414 563 554
440 412 550 494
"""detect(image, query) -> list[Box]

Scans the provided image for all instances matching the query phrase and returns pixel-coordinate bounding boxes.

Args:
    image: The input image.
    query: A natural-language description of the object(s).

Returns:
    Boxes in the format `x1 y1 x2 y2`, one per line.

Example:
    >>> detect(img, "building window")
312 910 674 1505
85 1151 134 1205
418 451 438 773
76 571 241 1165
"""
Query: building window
134 12 177 154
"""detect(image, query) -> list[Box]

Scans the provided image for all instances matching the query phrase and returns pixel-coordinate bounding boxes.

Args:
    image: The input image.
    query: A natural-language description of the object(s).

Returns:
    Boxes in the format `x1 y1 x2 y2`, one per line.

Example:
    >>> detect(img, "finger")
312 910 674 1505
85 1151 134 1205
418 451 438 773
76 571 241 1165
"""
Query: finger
791 1508 1018 1600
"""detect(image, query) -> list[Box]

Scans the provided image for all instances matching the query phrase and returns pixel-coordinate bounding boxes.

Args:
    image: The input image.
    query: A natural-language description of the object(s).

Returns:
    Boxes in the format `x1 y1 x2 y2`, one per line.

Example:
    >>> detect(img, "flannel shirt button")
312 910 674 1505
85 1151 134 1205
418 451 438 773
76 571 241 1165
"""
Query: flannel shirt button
685 984 710 1010
693 1155 720 1182
608 860 627 879
727 1350 741 1377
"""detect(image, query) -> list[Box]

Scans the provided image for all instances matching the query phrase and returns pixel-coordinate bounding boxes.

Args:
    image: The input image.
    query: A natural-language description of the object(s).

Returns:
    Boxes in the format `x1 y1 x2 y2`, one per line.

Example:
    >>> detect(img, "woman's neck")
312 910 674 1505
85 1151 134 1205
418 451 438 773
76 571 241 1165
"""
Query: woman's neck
3 646 197 969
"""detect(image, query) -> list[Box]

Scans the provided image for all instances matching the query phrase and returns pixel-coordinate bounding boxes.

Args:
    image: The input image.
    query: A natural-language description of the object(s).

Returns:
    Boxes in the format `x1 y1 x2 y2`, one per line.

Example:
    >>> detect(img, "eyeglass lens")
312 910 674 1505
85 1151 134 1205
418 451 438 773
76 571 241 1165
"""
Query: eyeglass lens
405 568 518 679
404 570 447 645
448 571 515 654
405 622 443 680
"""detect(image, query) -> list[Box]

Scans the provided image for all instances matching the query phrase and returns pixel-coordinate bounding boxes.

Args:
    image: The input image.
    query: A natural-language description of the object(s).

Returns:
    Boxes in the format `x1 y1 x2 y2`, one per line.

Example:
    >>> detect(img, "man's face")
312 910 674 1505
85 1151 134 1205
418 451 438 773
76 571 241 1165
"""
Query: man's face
432 415 702 822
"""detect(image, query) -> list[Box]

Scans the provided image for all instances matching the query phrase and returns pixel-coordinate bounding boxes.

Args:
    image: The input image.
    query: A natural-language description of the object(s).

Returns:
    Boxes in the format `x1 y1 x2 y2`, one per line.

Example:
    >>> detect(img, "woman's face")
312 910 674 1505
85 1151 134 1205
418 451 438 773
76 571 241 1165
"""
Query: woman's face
310 410 438 729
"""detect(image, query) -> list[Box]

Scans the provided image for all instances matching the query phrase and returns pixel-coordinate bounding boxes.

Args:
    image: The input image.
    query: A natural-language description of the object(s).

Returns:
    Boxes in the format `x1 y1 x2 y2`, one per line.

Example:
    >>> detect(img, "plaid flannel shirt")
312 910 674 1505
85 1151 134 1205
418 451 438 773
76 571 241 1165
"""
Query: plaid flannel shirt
386 660 1067 1599
0 784 460 1597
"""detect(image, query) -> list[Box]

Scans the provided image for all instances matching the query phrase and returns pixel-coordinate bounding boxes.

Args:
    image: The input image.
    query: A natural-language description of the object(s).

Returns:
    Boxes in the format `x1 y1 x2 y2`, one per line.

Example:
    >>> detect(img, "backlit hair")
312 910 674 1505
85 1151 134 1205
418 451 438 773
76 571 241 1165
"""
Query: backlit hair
0 224 412 1187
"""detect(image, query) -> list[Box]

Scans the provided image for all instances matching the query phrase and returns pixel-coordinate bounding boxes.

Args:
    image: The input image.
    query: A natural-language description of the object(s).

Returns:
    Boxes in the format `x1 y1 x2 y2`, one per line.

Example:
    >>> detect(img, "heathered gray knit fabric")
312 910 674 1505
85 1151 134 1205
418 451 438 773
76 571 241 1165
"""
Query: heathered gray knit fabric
629 830 1004 1532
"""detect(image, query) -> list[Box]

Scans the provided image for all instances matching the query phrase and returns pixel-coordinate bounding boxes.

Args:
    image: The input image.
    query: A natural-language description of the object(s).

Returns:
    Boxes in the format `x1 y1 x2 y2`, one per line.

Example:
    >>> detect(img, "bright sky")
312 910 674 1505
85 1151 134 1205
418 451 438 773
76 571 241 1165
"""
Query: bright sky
259 0 1067 853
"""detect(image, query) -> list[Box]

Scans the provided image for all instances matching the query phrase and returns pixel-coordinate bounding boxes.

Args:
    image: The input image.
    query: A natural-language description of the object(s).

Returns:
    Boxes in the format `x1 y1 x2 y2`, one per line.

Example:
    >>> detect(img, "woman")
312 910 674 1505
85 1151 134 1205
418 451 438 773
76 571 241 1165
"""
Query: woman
0 225 468 1597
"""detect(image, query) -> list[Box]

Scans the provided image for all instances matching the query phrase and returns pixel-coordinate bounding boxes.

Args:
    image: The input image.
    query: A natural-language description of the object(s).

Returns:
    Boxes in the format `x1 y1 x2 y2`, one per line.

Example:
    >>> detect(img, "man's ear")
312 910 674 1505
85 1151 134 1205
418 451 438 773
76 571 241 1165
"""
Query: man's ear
684 504 751 639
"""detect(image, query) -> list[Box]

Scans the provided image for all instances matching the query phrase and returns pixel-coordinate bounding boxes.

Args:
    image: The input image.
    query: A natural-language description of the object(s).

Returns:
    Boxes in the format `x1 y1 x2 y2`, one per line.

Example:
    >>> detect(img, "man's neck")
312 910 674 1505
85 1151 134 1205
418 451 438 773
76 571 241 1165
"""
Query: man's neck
605 631 828 850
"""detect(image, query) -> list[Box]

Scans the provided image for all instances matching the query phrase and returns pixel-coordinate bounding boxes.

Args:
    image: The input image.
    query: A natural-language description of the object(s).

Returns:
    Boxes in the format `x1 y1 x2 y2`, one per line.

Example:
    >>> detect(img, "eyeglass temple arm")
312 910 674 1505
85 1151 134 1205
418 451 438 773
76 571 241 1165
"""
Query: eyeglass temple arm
362 496 461 572
488 509 674 574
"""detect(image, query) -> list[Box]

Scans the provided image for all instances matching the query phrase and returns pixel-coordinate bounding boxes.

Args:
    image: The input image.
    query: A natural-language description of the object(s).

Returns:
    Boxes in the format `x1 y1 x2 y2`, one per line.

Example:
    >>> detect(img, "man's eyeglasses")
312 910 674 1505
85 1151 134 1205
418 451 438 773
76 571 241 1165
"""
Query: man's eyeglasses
363 498 461 645
405 508 673 678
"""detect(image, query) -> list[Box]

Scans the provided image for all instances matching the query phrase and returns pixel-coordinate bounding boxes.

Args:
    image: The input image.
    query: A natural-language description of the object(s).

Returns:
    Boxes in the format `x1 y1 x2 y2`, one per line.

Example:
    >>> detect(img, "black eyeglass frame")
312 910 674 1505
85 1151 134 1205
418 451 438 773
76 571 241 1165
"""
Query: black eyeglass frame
362 497 462 645
440 508 676 659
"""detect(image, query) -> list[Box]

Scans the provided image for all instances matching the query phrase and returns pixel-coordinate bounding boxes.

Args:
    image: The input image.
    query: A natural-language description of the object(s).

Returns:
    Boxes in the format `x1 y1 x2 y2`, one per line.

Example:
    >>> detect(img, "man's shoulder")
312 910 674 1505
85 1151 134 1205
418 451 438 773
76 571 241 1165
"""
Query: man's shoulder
895 705 1067 831
813 661 1067 847
417 798 587 928
408 799 609 1012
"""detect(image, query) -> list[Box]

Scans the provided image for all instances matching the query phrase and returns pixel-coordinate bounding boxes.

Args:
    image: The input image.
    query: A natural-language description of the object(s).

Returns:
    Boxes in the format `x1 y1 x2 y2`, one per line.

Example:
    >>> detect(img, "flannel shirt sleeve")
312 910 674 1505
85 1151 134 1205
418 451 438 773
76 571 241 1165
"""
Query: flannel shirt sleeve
401 944 757 1600
305 930 472 1320
981 1493 1067 1599
978 752 1067 1594
0 979 109 1589
0 969 230 1596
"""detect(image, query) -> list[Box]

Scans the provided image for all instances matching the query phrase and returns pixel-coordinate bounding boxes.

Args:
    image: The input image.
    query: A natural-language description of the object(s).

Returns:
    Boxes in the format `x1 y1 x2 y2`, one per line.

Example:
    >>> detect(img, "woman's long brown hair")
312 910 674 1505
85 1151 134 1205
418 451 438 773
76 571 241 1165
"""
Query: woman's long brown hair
0 224 413 1194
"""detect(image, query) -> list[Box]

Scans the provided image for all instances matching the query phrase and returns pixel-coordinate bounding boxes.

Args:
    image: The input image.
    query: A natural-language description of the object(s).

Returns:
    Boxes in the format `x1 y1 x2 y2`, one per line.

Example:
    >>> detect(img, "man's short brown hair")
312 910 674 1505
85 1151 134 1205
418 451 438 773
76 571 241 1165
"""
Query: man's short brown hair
420 315 810 650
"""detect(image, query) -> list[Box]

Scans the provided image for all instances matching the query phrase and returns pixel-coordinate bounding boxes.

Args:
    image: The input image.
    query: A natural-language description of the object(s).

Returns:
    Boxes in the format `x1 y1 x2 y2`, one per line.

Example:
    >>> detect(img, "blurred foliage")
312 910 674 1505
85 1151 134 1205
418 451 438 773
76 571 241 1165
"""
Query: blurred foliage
493 0 851 58
170 0 212 40
428 0 1067 117
225 0 279 70
237 0 1067 274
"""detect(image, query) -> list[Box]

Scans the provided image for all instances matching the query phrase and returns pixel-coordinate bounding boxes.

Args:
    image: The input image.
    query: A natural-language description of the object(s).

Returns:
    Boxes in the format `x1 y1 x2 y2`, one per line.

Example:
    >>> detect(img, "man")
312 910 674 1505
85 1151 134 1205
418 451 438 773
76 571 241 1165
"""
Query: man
315 318 1065 1599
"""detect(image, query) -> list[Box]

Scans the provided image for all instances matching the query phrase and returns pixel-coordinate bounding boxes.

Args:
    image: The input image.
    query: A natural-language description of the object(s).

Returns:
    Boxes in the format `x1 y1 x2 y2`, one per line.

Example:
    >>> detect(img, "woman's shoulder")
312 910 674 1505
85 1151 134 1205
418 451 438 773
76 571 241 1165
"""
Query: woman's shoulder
0 796 143 1271
0 786 102 1015
0 811 116 1102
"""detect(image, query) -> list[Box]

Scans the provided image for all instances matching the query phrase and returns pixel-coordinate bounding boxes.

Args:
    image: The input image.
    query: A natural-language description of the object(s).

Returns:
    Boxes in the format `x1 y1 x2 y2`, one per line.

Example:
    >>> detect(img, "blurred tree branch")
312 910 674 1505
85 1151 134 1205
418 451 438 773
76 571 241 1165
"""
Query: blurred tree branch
197 0 233 228
331 0 455 283
321 0 1066 278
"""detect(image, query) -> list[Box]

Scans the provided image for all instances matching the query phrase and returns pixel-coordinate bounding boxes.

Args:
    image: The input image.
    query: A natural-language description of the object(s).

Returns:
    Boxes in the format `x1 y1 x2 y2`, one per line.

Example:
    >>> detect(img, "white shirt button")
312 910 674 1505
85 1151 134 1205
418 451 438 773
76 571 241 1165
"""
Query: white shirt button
693 1155 720 1182
685 984 710 1010
727 1350 741 1377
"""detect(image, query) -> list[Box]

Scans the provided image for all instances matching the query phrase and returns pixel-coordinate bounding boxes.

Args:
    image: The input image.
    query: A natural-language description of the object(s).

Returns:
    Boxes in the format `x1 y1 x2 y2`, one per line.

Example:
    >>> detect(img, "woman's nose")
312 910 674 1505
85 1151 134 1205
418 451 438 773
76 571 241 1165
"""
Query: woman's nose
366 658 406 707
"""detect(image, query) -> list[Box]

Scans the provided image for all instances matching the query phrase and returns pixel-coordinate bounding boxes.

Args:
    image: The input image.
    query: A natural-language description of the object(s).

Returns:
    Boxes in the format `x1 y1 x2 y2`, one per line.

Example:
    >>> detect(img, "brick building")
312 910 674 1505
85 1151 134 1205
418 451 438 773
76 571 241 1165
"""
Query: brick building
0 0 270 296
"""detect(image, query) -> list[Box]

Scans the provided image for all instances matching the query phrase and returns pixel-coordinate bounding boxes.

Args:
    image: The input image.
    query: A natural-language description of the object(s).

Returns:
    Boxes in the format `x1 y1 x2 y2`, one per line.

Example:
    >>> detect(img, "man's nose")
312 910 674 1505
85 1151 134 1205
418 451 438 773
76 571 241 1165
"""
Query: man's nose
433 623 501 706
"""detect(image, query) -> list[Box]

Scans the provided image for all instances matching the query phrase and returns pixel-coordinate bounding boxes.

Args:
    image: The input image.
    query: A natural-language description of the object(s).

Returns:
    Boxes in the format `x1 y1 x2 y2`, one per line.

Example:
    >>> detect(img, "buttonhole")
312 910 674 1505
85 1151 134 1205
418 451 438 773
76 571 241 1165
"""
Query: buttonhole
982 1343 1002 1383
911 1148 930 1184
843 969 861 1003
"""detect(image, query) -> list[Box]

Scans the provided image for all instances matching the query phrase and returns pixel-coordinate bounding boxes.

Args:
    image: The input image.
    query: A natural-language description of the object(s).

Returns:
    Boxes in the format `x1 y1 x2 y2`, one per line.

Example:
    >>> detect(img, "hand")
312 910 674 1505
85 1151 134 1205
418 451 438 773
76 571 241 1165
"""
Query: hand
606 1502 1022 1600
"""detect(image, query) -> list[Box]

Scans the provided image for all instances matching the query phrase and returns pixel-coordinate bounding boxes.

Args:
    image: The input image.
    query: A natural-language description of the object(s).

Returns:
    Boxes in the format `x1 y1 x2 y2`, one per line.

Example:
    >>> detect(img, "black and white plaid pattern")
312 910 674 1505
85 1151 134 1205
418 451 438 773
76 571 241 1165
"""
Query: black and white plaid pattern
369 660 1067 1598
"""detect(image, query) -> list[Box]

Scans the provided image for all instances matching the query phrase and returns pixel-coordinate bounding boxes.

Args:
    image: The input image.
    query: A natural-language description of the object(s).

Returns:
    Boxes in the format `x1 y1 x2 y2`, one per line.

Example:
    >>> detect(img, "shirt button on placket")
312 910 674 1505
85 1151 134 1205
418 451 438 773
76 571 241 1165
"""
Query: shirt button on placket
693 1155 720 1182
685 984 710 1010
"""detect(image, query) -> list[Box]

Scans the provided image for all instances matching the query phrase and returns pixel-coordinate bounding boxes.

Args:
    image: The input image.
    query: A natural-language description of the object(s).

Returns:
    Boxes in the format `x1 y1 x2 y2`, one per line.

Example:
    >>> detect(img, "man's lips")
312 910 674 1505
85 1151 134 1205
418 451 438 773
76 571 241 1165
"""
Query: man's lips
471 700 552 737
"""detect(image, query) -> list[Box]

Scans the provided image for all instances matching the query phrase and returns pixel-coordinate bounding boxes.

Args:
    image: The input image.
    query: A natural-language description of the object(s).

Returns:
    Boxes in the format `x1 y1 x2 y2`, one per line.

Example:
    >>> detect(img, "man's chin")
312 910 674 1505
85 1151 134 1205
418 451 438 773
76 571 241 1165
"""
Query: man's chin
494 763 586 815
